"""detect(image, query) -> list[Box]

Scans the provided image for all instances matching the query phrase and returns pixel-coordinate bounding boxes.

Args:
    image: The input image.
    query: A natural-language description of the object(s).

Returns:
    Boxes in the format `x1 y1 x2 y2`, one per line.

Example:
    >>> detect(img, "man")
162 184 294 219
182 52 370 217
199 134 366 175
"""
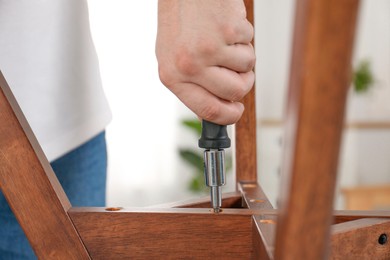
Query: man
0 0 254 258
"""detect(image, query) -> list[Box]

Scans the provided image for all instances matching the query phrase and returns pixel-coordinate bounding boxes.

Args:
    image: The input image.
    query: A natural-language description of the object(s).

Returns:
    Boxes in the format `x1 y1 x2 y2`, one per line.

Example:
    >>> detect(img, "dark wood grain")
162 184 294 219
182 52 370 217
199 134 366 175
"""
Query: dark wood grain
331 218 390 259
0 72 90 259
69 207 254 259
235 0 257 184
274 0 360 259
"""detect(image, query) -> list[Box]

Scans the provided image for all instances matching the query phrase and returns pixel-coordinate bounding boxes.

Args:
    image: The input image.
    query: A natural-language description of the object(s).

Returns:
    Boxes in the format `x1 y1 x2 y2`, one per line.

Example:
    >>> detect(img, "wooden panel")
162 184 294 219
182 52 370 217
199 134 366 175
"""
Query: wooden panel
238 182 275 259
0 72 90 259
274 0 360 259
150 192 242 209
252 215 277 260
69 207 254 259
331 218 390 259
334 210 390 224
235 0 257 184
239 182 274 210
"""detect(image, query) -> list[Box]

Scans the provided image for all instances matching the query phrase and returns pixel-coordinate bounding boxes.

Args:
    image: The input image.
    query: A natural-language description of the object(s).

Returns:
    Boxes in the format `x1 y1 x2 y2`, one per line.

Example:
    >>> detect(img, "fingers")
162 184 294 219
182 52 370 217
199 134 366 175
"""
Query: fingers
224 19 254 45
170 82 245 125
195 67 255 102
156 0 255 125
215 43 255 73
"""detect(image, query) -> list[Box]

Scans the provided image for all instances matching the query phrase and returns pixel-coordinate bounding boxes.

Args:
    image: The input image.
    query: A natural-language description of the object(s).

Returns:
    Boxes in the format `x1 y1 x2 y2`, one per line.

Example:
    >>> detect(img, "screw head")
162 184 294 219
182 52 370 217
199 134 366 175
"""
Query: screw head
378 234 387 245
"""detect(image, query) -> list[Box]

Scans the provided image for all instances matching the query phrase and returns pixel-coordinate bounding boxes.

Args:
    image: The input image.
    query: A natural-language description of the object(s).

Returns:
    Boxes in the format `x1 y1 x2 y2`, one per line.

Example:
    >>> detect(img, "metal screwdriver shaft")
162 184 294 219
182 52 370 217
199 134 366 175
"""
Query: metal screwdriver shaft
199 120 230 213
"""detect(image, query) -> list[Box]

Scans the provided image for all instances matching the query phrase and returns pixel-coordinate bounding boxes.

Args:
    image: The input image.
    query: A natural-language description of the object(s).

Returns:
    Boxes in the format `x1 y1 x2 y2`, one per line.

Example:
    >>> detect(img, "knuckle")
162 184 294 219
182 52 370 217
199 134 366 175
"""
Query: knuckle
221 23 240 42
174 46 200 77
197 38 218 57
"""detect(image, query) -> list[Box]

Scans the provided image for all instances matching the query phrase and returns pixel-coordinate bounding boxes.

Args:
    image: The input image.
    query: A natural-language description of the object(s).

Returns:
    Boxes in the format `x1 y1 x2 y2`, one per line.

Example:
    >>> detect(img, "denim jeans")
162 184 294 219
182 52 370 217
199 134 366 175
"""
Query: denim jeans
0 132 107 259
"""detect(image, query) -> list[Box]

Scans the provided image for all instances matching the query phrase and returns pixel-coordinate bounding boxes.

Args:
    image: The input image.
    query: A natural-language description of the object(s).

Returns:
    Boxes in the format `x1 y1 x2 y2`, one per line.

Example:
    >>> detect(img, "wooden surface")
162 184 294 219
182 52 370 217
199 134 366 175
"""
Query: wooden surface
252 218 270 260
68 183 277 259
235 0 257 184
238 182 275 259
150 192 242 209
331 218 390 259
70 207 254 260
2 1 385 259
241 181 276 259
342 185 390 210
252 215 277 260
334 210 390 224
0 72 90 259
239 182 274 210
274 0 360 259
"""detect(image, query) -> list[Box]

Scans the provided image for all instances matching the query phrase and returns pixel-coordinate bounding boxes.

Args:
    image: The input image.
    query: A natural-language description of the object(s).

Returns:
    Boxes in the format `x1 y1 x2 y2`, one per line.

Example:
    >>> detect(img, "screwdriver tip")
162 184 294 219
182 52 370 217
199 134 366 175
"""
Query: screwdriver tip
213 207 221 213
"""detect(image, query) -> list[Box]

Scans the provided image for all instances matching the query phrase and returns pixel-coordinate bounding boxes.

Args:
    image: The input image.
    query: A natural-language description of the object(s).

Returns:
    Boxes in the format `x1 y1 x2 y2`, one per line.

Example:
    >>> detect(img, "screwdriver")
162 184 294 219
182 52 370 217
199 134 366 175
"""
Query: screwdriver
198 120 231 213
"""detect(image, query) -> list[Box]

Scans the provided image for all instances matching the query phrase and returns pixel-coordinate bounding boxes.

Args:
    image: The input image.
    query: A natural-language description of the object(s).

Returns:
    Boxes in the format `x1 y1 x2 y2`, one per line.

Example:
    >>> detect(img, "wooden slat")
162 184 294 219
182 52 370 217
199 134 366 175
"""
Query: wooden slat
331 218 390 259
239 182 274 210
0 72 90 259
274 0 360 259
334 210 390 224
69 207 254 259
235 0 257 184
238 182 275 259
148 192 242 209
252 215 277 260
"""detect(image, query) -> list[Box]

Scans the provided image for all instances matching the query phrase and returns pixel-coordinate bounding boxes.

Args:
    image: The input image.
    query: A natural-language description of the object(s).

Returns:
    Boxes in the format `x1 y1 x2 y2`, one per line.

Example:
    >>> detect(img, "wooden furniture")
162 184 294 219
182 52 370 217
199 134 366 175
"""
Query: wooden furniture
343 185 390 210
1 0 390 259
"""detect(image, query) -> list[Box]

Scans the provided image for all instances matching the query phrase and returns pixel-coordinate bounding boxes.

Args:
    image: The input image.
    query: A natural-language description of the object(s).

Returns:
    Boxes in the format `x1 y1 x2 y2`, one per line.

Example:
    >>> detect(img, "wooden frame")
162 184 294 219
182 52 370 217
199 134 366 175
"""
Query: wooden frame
1 0 390 259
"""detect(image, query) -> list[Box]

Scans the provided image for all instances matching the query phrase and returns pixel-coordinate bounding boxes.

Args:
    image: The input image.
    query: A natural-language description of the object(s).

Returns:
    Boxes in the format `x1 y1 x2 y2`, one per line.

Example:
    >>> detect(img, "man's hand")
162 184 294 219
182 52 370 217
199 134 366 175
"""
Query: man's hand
156 0 255 125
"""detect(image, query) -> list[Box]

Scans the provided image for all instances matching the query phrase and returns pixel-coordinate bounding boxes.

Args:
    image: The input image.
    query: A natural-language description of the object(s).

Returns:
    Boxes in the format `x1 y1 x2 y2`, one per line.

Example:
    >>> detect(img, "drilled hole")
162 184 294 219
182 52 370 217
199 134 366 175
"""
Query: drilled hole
105 207 123 211
209 209 223 214
378 234 387 245
241 183 257 188
250 199 265 203
260 219 276 224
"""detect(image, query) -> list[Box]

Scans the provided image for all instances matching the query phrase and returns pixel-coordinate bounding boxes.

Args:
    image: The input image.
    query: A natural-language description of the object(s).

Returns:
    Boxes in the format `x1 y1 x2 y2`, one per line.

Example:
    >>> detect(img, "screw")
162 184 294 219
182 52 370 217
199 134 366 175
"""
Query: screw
378 234 387 245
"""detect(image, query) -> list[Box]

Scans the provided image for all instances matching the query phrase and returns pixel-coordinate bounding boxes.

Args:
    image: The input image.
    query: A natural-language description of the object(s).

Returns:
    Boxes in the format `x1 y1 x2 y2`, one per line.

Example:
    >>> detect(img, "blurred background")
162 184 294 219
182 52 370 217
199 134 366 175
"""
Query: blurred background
88 0 390 210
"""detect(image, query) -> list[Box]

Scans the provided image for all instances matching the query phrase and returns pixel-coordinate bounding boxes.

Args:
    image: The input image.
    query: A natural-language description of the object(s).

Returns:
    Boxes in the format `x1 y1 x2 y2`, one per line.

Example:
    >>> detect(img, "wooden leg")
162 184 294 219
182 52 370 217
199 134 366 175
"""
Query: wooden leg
0 72 90 259
235 0 258 184
275 0 360 259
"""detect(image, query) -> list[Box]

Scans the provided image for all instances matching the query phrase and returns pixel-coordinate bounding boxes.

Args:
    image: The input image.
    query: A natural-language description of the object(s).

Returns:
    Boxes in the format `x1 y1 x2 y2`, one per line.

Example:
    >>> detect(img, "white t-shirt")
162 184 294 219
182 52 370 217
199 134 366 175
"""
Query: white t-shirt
0 0 112 161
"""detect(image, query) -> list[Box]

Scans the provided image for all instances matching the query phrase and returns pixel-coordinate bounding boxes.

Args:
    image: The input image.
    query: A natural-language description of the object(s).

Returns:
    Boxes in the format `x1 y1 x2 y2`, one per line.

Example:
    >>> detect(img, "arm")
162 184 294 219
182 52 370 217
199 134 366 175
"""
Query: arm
156 0 255 125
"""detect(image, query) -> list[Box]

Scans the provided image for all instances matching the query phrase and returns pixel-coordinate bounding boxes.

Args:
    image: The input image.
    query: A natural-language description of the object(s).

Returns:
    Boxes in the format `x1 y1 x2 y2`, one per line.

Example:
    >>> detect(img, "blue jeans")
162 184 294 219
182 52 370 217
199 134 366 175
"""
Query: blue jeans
0 132 107 259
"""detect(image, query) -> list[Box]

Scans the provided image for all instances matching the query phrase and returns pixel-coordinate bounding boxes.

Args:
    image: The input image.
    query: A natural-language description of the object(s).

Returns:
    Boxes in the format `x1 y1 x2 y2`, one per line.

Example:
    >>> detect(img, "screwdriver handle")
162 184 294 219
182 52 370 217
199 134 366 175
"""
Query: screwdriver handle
198 120 231 149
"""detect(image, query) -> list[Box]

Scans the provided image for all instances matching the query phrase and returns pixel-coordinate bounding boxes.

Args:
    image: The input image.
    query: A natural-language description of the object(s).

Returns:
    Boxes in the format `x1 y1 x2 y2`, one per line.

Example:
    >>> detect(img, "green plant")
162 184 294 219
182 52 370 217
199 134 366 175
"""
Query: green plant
179 119 232 193
353 59 374 93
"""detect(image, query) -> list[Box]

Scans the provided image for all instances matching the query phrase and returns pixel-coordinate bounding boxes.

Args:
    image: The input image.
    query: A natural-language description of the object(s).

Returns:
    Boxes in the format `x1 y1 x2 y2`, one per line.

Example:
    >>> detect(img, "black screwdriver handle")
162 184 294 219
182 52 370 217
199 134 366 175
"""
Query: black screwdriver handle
198 120 231 149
